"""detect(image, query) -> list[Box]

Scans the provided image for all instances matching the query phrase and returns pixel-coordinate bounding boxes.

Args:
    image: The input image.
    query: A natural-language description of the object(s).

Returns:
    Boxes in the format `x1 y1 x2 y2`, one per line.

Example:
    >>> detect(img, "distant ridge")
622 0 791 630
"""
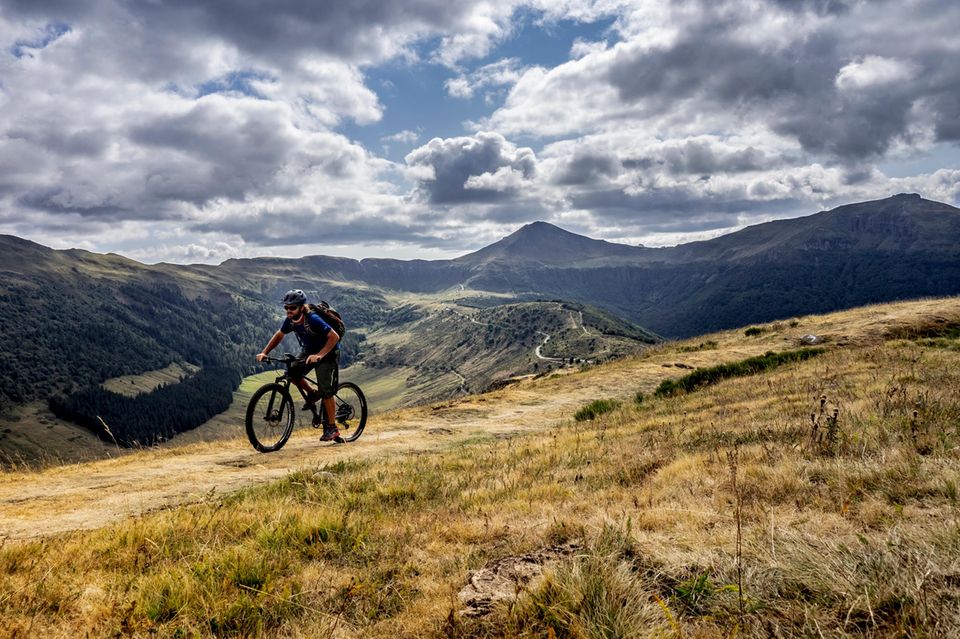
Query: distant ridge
670 193 960 262
2 193 960 337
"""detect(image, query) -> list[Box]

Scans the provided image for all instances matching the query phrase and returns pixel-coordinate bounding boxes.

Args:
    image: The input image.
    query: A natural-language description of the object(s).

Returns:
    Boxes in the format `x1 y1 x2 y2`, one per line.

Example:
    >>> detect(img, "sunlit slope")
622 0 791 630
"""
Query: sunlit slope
2 298 959 636
353 298 659 407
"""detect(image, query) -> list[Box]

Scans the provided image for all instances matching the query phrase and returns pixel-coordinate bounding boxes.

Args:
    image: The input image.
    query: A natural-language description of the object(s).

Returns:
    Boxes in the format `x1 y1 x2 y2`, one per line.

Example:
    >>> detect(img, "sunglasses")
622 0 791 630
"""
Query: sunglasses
284 304 300 311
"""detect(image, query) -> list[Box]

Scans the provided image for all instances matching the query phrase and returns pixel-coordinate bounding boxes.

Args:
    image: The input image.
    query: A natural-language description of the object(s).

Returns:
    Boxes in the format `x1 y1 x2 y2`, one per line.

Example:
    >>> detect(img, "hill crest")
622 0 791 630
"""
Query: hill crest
455 220 644 267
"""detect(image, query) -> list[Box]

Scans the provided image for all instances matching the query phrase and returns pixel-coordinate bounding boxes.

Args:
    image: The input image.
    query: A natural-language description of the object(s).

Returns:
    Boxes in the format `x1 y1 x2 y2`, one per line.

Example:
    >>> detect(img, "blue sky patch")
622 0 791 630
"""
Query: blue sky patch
491 10 619 68
11 22 71 59
196 70 274 100
340 14 620 161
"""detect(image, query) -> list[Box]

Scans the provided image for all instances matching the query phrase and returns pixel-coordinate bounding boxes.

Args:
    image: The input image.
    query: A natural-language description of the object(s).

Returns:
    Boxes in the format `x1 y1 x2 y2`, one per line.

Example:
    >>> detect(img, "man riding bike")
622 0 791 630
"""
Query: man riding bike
256 289 341 441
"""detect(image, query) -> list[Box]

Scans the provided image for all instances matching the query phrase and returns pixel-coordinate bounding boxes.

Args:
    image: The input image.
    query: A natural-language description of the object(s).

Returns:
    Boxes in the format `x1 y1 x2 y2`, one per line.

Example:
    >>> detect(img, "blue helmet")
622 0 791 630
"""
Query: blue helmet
281 289 306 306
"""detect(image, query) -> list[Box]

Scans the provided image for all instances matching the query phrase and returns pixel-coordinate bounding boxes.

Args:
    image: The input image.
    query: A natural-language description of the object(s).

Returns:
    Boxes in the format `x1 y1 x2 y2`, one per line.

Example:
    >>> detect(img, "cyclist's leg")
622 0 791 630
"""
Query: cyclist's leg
314 352 339 426
321 397 335 427
290 350 318 400
294 377 314 397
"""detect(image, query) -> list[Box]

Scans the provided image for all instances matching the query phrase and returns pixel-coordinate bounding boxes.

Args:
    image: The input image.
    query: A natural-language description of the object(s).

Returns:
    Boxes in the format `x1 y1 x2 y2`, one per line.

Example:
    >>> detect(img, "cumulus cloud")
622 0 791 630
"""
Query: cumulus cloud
0 5 387 211
553 151 621 186
2 0 525 67
529 118 959 248
445 57 526 99
485 0 960 163
835 56 917 91
623 139 776 177
464 166 529 191
405 132 536 204
2 0 609 260
382 130 421 145
0 0 957 261
570 37 607 59
191 209 437 248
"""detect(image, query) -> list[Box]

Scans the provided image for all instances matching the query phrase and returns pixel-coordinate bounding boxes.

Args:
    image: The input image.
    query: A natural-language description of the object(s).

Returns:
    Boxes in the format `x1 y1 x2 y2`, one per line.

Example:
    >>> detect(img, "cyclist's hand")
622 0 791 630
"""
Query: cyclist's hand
305 354 319 365
256 352 268 362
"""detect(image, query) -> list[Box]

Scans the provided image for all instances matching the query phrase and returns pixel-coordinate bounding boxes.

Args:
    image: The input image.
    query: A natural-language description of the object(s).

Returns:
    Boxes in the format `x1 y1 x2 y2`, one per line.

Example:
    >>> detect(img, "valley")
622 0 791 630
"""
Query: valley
0 292 656 466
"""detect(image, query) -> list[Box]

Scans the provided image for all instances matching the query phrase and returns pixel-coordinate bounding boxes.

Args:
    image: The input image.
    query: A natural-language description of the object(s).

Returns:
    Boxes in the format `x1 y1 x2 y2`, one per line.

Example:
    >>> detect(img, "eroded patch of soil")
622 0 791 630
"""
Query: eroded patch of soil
458 541 582 617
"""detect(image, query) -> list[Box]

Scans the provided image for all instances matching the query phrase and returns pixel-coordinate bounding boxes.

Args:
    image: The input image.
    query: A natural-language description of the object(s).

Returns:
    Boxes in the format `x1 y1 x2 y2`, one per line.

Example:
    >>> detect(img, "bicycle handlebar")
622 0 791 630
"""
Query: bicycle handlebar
259 353 300 365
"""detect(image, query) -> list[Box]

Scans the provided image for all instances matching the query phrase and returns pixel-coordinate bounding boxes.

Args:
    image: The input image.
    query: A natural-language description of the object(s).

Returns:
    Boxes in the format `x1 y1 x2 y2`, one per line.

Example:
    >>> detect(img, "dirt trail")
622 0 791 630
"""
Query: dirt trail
2 296 957 540
0 362 641 540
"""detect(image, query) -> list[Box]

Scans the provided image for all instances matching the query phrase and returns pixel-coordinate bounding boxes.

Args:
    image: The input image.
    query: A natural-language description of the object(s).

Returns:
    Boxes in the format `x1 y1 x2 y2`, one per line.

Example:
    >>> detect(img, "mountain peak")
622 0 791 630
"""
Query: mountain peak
504 220 582 243
513 220 563 233
820 192 957 225
457 221 643 266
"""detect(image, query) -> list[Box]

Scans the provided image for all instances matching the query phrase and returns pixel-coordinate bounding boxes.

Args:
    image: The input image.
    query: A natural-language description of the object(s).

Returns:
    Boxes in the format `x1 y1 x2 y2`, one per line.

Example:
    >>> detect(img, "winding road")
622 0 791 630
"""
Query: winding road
447 305 573 364
535 331 565 363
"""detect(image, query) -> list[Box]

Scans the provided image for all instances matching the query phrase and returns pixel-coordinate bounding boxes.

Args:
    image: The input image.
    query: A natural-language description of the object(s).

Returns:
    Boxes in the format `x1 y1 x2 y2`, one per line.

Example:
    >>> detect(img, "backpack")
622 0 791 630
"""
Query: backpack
307 301 346 339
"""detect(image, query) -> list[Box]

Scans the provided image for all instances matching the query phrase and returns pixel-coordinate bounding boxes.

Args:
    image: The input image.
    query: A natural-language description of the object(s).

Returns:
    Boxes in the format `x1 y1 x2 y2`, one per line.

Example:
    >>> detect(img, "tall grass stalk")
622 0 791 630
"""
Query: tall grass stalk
727 443 745 622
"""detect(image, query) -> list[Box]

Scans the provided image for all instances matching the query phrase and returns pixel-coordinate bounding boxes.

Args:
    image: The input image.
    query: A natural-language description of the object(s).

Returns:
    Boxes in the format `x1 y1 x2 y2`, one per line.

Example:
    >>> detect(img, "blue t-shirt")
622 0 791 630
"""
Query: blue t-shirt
281 311 338 355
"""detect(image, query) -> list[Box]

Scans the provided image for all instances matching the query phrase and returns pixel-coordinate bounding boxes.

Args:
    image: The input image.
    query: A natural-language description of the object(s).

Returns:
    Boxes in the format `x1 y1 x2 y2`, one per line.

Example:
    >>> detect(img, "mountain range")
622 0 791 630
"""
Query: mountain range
2 192 959 453
208 192 960 337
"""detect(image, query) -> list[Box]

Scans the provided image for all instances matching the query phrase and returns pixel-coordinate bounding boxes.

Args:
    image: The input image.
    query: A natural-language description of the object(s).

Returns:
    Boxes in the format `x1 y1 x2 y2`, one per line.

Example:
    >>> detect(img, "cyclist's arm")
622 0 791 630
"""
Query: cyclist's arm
306 330 339 364
257 330 285 361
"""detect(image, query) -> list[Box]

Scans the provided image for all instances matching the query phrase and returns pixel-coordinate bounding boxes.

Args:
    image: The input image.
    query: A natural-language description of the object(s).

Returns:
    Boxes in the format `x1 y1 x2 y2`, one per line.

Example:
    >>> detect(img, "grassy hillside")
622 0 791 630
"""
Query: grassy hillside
100 362 201 397
358 298 658 407
2 298 960 637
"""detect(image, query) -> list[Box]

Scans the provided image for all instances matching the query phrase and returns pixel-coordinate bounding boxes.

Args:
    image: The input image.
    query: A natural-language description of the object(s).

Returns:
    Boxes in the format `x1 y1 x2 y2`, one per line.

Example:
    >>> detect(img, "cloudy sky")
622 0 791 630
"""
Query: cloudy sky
2 0 959 263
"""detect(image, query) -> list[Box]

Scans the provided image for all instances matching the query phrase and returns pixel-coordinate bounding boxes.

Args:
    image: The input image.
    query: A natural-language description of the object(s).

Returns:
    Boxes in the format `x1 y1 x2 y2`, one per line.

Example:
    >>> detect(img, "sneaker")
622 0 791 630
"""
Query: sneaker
301 389 322 411
320 425 341 442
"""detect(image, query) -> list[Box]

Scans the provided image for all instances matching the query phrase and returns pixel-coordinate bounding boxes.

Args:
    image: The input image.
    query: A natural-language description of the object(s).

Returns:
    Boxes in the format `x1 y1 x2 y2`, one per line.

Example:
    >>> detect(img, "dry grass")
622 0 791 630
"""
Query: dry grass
2 298 960 637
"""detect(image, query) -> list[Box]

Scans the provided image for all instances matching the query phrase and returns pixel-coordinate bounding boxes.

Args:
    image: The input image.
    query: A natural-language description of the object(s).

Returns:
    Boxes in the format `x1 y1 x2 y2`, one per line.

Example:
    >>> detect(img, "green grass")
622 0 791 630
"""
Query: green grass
678 340 718 352
100 361 200 397
654 347 827 397
574 399 621 422
915 336 960 351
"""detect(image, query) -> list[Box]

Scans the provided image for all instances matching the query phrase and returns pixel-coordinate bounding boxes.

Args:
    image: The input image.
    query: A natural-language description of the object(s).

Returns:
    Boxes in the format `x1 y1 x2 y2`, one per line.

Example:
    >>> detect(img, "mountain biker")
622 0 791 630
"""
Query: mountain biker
256 289 341 441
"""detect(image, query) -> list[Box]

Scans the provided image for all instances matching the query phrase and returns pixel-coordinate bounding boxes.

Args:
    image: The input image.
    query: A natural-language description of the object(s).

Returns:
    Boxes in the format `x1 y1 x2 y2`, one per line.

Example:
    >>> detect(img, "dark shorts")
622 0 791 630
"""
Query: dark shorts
293 350 339 398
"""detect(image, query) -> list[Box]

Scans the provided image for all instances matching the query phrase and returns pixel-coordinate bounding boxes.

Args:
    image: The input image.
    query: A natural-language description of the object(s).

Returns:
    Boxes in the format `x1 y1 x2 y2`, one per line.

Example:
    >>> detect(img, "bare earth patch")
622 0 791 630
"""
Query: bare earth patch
458 541 582 617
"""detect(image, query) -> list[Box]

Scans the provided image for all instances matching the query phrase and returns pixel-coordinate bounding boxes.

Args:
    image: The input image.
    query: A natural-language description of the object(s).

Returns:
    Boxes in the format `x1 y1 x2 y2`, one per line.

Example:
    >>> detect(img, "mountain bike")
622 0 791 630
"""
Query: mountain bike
246 354 367 452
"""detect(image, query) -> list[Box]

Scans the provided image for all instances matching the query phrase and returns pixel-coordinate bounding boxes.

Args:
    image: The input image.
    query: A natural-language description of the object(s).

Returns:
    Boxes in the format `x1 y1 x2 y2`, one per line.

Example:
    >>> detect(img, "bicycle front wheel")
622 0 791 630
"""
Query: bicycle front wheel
245 383 295 452
334 382 367 442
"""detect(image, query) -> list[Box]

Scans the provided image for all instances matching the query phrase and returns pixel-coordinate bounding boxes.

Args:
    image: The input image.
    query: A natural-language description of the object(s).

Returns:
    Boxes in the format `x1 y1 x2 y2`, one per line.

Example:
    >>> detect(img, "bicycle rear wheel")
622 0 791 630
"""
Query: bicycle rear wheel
334 382 367 442
246 383 295 452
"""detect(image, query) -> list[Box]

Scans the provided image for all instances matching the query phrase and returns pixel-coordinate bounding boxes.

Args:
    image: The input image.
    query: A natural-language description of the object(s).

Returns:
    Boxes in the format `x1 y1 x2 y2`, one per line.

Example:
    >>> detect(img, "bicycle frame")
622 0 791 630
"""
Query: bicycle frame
265 356 324 424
